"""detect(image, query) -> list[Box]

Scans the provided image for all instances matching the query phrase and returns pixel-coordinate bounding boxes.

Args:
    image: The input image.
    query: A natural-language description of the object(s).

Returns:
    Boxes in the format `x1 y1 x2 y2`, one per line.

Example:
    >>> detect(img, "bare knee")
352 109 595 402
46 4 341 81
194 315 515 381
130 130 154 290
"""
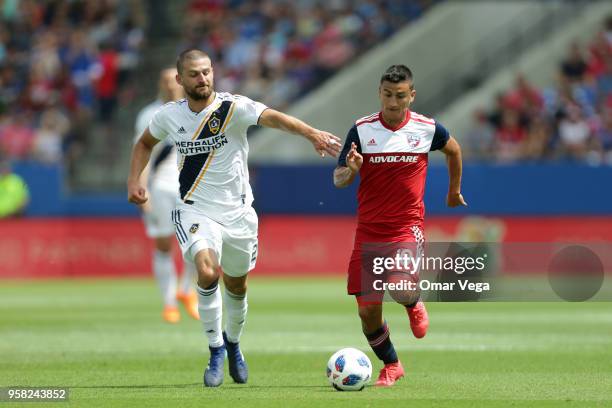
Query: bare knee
194 250 220 288
155 237 173 253
358 304 384 333
197 268 219 288
223 274 247 296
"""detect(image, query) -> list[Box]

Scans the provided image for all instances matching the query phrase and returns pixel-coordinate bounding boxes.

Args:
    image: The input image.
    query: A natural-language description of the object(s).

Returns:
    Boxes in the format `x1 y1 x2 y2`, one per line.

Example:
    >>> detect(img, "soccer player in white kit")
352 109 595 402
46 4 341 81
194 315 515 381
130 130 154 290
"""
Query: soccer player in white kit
127 49 341 387
134 67 199 324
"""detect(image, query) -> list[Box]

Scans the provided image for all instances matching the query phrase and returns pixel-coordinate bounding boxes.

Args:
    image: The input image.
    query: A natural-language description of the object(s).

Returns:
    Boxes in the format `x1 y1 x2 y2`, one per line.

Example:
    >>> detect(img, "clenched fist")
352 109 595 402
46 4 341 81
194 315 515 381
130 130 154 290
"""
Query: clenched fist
127 180 148 205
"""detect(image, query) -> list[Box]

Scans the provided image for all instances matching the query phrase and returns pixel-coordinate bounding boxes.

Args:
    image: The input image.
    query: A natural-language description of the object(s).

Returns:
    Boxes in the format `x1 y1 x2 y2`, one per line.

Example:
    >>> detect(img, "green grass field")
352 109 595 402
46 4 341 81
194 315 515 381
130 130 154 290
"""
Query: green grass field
1 277 611 407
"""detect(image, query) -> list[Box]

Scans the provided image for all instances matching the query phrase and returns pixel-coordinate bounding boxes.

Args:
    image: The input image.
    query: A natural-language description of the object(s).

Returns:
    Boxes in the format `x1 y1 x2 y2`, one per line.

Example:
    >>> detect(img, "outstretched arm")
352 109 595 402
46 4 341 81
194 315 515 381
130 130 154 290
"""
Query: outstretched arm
440 136 467 207
127 128 160 204
258 109 341 157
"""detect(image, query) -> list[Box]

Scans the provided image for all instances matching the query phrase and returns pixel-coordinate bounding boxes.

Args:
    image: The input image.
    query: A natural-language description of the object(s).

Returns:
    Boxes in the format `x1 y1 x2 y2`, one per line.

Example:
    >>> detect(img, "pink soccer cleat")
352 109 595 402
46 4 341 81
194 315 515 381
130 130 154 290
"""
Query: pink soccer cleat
375 361 405 387
407 301 429 338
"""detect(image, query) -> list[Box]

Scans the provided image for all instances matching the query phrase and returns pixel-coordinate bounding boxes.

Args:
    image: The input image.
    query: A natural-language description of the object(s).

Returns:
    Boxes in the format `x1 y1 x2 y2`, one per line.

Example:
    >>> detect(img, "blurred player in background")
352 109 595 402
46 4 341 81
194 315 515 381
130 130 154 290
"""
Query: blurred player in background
0 156 29 218
134 68 199 324
127 49 341 387
334 65 467 386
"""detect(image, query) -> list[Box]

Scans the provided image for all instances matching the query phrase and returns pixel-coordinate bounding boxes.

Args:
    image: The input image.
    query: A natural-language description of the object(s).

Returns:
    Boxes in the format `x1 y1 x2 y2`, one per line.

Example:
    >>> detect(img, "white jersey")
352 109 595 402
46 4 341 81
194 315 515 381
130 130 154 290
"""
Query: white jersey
135 100 179 191
148 92 267 225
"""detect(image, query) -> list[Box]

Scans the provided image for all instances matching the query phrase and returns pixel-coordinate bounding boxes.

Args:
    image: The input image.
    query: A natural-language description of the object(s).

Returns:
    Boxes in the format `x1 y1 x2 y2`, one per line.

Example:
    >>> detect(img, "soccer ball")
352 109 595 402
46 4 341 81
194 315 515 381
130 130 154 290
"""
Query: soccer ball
326 348 372 391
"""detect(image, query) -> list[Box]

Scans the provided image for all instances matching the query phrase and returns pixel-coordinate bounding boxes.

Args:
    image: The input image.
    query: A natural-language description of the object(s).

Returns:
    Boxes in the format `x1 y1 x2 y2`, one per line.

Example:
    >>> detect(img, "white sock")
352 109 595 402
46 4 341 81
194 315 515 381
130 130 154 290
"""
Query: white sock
224 289 248 343
197 282 223 348
153 250 177 307
179 261 197 294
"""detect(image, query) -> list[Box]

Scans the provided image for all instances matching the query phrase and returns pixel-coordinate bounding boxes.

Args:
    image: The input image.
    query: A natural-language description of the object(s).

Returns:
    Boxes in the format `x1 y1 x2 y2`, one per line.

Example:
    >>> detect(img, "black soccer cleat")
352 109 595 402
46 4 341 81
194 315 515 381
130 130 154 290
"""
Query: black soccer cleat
223 332 248 384
204 344 226 387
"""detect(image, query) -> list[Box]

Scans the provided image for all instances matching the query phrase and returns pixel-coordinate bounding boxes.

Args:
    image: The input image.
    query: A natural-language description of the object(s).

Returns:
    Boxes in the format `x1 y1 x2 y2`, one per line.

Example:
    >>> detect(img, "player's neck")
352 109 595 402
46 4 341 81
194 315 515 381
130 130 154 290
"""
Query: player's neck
187 91 216 113
380 109 410 129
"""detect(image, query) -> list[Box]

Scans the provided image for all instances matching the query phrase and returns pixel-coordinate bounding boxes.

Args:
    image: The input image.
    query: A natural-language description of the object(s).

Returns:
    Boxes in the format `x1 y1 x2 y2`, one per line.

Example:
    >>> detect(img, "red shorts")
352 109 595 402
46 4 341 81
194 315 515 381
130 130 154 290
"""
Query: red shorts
347 223 424 305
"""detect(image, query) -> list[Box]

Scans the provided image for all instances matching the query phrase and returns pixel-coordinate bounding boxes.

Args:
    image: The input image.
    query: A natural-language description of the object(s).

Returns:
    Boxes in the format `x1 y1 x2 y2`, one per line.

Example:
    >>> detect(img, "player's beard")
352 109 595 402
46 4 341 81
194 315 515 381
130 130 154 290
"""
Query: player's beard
185 84 213 101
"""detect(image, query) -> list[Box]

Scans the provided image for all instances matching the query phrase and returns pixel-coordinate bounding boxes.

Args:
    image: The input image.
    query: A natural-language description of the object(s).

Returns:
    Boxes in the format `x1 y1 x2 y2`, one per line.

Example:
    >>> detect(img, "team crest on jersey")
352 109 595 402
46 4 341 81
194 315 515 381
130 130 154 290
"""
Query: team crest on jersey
189 223 200 234
208 116 221 134
407 134 420 148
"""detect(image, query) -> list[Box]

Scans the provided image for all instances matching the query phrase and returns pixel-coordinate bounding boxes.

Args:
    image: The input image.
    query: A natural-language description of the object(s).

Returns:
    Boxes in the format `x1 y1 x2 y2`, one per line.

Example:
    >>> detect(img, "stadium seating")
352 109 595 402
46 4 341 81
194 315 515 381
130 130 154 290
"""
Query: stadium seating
0 0 145 174
0 0 434 185
177 0 433 110
464 17 612 164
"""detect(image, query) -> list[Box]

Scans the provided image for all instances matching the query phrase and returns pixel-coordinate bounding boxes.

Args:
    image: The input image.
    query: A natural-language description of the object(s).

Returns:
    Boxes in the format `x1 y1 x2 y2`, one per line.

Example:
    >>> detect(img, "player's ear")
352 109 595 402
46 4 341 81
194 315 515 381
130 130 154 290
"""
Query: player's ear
409 88 416 104
175 73 182 86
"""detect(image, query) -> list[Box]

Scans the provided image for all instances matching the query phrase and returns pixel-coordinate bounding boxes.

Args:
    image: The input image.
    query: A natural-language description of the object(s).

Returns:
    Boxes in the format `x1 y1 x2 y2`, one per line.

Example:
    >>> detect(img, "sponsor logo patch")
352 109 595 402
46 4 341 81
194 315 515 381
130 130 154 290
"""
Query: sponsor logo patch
369 155 419 163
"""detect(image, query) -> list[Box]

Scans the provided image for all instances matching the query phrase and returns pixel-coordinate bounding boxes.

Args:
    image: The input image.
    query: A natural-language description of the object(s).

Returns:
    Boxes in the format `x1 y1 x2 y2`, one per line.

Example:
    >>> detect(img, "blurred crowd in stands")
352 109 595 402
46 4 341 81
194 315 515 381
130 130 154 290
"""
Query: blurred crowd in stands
466 17 612 165
0 0 433 168
0 0 145 166
179 0 433 110
5 0 608 169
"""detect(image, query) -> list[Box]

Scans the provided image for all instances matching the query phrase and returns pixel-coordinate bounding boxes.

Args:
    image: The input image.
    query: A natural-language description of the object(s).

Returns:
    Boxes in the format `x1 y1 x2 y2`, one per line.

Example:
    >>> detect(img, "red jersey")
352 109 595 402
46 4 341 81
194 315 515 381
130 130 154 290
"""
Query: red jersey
338 110 449 237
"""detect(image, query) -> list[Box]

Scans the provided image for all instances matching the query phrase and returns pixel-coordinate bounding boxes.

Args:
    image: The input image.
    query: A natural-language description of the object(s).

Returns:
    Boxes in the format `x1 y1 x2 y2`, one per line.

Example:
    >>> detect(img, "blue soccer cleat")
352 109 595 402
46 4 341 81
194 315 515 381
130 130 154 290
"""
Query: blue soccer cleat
223 332 248 384
204 344 226 387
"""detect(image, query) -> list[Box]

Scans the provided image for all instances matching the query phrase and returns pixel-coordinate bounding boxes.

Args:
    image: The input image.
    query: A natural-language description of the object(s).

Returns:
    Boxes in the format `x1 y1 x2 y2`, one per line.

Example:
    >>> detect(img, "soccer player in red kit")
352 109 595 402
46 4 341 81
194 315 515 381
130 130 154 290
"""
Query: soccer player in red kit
333 65 467 387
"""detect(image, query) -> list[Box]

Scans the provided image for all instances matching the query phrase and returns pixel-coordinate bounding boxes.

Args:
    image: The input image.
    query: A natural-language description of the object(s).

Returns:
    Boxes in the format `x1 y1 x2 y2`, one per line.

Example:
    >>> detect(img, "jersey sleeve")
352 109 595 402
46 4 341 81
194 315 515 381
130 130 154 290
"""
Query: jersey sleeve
148 107 170 141
430 121 450 151
233 95 268 128
337 125 362 167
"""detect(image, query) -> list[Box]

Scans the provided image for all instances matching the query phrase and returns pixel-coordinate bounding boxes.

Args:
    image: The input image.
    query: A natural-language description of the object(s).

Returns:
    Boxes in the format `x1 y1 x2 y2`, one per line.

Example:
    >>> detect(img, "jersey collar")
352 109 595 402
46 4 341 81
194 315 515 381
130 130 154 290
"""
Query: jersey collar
187 92 218 116
379 110 411 132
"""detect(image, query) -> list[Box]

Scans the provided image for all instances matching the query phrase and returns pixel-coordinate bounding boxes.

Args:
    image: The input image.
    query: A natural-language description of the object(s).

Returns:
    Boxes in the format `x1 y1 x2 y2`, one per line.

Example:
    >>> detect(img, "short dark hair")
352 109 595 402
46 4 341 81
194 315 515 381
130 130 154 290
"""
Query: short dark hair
176 49 210 74
380 65 413 85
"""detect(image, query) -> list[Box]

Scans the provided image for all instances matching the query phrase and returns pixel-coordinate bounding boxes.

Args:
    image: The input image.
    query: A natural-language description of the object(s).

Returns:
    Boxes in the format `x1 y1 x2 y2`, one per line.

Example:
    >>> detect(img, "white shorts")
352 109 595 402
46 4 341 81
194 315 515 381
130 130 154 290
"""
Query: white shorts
142 185 176 238
171 207 258 277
